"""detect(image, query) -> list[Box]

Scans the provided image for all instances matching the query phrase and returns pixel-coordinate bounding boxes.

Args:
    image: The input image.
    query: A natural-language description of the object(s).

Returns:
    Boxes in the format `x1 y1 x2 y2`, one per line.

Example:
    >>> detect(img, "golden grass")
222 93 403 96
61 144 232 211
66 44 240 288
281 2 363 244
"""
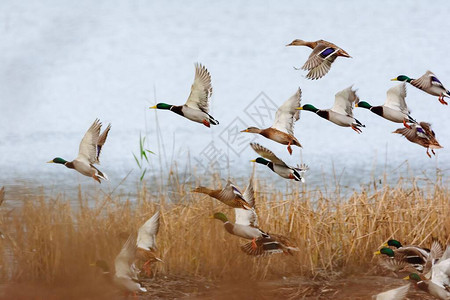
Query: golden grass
0 174 449 288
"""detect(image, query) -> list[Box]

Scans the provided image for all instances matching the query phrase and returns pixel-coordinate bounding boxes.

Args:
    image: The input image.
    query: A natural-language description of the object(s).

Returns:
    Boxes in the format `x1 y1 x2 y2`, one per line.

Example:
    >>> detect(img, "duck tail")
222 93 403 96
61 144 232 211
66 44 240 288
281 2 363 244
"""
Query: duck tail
354 118 365 127
208 114 219 125
92 166 108 182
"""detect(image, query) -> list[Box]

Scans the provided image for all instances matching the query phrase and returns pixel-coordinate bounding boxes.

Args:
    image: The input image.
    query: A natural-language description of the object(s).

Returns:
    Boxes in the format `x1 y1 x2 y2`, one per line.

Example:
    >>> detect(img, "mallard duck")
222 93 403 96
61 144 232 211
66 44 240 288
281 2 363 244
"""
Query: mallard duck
213 178 299 256
47 119 110 183
392 71 450 105
393 122 442 158
94 234 147 295
297 86 365 133
355 83 416 127
405 271 450 300
136 211 162 277
149 63 219 127
193 181 252 210
250 142 308 182
286 39 351 80
372 284 410 300
241 88 302 155
375 247 428 268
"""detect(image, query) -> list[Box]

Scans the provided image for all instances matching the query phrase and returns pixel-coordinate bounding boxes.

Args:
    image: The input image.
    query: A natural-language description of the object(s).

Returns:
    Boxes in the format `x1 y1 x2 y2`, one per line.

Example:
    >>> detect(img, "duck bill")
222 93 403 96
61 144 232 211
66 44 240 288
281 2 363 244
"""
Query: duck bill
250 159 256 162
149 105 157 109
382 243 388 247
390 78 398 81
296 107 303 110
355 103 359 107
240 129 249 132
402 275 410 280
373 250 381 255
46 160 54 163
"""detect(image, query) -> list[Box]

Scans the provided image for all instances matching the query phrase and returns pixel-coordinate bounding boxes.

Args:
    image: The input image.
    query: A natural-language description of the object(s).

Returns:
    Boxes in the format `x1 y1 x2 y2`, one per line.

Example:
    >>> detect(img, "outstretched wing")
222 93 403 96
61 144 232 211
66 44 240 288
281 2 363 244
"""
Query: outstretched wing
411 70 444 90
302 42 339 80
184 63 213 113
137 211 160 251
77 119 102 164
250 142 287 167
96 123 111 164
271 88 301 135
235 177 258 227
331 86 358 117
384 83 409 114
114 234 137 279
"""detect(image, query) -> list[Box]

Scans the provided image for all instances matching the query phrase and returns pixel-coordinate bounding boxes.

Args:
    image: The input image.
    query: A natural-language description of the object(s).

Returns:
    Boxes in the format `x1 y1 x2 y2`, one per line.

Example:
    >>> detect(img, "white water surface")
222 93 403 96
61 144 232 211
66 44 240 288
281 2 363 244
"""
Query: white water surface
0 1 449 198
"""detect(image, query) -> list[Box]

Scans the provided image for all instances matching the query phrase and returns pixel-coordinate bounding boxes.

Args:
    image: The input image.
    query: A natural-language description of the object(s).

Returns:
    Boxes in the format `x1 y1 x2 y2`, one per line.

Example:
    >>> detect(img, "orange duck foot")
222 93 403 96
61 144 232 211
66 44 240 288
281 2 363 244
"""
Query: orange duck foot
351 125 362 134
251 238 257 250
202 120 211 127
403 120 411 129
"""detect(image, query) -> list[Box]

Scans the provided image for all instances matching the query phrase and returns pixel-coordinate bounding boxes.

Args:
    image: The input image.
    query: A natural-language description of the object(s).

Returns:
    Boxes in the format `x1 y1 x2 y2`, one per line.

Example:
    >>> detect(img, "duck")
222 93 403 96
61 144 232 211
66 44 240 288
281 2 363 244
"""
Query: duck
193 181 252 210
241 88 302 155
149 63 219 127
374 247 428 270
93 234 147 295
47 119 110 183
213 177 299 256
297 86 365 133
250 142 308 182
372 284 410 300
406 273 450 299
286 39 351 80
355 83 416 127
136 211 162 277
393 122 442 158
392 71 450 105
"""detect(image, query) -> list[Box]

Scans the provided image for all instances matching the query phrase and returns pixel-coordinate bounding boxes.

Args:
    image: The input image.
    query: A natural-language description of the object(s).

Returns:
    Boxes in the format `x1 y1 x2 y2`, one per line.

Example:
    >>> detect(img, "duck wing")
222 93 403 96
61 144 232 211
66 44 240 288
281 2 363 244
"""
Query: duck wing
115 234 138 280
331 86 358 117
411 70 445 90
184 63 213 113
250 142 287 167
271 88 301 135
76 119 102 164
234 177 258 227
136 211 160 251
96 123 111 164
384 83 409 114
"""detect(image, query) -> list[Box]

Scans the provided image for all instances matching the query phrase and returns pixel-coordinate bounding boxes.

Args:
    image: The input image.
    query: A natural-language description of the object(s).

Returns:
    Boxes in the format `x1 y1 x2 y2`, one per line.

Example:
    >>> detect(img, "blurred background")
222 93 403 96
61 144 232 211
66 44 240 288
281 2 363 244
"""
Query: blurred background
0 0 449 197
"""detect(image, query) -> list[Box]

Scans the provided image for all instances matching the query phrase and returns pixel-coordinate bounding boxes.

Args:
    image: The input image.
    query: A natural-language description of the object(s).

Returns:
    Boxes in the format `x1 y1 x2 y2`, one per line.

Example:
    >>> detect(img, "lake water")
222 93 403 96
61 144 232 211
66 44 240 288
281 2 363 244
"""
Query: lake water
1 0 449 198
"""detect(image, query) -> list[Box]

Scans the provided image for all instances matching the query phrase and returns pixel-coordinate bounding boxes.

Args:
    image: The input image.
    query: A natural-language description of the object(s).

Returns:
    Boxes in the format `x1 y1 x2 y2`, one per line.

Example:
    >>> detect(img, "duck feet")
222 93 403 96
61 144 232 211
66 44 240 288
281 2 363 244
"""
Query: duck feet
142 260 152 277
251 238 257 250
426 149 431 158
432 149 436 156
287 142 292 155
438 95 448 105
202 120 211 127
403 120 411 129
92 175 101 183
351 125 362 134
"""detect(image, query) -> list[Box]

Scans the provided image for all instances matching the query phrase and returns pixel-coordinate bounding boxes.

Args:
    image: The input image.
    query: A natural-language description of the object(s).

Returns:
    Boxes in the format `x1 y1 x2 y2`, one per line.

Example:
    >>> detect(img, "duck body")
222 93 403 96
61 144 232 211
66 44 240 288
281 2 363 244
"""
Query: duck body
286 39 350 80
250 143 308 182
241 88 302 154
356 83 416 125
48 119 110 183
298 87 364 133
213 178 299 256
393 122 442 157
193 181 252 210
150 63 219 127
392 71 450 105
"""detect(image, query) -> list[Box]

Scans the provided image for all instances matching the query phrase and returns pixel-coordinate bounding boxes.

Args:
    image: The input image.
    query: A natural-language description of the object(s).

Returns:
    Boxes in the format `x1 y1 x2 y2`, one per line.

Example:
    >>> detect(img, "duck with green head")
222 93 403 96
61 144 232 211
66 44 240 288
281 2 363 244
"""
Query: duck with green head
241 88 302 155
212 178 299 256
149 63 219 127
355 83 416 127
405 272 450 299
47 119 110 183
286 39 351 80
250 142 308 182
392 71 450 105
297 86 365 133
92 234 147 295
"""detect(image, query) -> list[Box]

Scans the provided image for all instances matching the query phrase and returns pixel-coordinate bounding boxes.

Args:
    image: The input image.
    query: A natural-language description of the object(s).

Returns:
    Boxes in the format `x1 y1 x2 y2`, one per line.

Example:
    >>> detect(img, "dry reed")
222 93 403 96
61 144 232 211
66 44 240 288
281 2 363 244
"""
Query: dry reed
0 173 448 292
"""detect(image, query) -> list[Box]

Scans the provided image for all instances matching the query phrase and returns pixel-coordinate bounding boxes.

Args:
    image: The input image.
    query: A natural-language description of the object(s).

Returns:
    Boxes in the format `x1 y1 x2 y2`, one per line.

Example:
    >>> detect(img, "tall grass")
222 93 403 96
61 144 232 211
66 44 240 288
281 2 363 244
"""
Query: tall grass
0 173 448 289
